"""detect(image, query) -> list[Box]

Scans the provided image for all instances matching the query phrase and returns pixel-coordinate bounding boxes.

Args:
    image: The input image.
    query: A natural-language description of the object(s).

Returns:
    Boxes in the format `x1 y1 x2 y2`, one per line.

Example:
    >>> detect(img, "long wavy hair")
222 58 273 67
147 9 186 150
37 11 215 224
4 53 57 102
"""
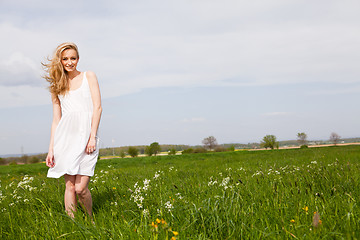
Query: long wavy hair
42 42 79 96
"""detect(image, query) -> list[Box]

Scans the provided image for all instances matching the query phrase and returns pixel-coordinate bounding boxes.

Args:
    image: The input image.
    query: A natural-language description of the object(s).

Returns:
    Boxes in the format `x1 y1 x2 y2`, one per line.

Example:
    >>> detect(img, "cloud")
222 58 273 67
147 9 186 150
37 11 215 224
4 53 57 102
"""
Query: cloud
0 52 42 87
182 117 206 123
262 112 294 117
1 0 360 108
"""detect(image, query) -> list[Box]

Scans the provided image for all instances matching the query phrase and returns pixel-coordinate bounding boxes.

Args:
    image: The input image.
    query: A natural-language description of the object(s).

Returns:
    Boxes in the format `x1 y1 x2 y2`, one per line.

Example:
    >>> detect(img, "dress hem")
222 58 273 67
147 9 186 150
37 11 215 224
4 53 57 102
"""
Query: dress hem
47 172 94 179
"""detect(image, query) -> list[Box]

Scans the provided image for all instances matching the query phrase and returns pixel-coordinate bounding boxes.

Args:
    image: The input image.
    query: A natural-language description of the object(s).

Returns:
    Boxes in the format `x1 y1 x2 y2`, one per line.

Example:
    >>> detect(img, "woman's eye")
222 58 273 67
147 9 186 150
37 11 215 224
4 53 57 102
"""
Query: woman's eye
71 58 76 60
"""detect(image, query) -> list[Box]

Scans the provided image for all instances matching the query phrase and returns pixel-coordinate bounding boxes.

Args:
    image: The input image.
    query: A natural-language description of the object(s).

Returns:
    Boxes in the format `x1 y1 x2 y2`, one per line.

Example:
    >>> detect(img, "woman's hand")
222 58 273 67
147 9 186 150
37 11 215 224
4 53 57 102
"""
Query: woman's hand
46 151 55 168
86 136 97 154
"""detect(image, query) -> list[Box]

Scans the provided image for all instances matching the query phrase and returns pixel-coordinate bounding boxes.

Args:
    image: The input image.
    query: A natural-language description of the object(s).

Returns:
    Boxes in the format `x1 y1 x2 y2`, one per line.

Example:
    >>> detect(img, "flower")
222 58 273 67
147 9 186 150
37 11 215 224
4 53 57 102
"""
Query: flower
156 218 161 224
173 231 179 236
165 201 173 212
290 219 295 223
302 206 308 212
112 187 116 190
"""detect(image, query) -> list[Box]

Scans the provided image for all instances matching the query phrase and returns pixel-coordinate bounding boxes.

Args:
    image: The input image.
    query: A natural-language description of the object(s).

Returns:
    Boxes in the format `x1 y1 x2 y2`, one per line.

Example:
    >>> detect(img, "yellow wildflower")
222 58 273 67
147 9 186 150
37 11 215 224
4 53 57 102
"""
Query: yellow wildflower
112 187 116 190
302 206 308 212
173 231 179 236
161 219 166 224
171 237 176 240
156 218 161 224
290 219 295 223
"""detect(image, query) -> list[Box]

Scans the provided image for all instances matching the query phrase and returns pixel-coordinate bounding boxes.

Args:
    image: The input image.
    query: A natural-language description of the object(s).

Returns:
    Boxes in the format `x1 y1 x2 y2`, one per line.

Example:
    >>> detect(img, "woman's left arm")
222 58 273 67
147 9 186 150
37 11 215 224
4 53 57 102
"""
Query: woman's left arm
86 71 102 154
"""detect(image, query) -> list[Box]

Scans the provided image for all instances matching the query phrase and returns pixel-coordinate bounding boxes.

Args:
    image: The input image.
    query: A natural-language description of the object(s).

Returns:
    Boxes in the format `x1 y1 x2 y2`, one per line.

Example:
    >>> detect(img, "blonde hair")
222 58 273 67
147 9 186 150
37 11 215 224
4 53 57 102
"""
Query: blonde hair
43 42 80 96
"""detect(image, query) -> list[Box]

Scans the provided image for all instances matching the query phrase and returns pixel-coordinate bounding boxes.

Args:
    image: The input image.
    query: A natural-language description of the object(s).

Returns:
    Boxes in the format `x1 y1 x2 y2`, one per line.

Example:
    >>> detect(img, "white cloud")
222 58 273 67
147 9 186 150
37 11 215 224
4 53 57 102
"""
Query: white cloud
262 112 294 117
1 1 360 108
182 117 206 123
0 52 42 87
0 85 49 108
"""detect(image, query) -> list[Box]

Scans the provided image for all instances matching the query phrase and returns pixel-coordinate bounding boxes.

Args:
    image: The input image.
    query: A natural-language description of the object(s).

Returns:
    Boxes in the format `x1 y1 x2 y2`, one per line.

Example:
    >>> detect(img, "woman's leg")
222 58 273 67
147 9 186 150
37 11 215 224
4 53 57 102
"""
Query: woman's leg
64 174 77 218
74 175 93 217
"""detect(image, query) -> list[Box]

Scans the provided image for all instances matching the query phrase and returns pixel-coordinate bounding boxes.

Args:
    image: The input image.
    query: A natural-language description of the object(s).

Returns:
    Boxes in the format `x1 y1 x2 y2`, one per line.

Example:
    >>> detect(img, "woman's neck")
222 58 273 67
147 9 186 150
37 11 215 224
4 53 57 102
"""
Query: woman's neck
67 70 81 80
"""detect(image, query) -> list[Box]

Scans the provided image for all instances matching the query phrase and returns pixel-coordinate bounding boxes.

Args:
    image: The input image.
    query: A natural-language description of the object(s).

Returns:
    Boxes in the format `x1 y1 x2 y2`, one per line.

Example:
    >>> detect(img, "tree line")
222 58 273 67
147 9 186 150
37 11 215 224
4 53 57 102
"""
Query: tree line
0 131 346 164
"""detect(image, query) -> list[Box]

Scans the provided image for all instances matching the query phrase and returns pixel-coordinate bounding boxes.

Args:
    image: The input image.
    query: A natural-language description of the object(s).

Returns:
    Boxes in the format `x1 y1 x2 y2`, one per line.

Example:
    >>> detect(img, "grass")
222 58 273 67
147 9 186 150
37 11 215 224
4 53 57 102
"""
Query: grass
0 146 360 239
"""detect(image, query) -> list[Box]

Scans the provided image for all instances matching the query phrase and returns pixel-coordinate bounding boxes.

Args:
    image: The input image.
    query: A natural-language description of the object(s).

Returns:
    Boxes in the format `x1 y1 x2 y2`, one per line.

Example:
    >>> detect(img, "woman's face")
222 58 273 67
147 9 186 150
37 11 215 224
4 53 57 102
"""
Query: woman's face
61 49 79 72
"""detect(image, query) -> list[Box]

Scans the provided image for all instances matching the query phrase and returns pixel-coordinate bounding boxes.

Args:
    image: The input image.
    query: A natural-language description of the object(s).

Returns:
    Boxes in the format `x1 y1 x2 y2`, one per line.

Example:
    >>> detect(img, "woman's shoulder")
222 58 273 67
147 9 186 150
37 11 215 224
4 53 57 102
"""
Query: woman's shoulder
84 71 98 83
85 71 97 78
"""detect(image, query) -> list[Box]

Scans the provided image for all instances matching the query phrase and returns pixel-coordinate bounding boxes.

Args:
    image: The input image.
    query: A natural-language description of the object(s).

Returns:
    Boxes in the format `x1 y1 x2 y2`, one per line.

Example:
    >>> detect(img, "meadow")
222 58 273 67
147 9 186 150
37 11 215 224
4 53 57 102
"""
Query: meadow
0 145 359 239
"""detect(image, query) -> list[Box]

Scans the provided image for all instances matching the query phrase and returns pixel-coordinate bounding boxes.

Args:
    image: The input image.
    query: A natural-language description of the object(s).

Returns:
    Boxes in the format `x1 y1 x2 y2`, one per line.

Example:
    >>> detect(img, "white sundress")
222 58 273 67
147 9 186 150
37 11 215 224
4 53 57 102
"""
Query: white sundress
47 72 99 178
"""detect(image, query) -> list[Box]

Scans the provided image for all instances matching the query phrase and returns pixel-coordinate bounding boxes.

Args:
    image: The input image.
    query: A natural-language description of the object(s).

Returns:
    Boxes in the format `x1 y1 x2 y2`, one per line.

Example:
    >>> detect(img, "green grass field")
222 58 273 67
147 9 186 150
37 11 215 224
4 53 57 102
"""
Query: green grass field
1 146 359 239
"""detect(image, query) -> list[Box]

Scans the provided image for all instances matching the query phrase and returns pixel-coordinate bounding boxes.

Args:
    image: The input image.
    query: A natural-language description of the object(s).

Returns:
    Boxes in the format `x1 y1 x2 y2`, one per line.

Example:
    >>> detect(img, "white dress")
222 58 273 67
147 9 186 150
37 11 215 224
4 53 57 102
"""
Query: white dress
47 72 99 178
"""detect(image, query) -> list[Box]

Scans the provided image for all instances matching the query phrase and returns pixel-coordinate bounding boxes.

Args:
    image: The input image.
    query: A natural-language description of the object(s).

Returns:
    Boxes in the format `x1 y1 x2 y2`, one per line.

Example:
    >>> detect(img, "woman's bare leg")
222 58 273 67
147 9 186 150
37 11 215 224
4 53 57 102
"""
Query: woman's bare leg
64 174 77 218
74 175 93 217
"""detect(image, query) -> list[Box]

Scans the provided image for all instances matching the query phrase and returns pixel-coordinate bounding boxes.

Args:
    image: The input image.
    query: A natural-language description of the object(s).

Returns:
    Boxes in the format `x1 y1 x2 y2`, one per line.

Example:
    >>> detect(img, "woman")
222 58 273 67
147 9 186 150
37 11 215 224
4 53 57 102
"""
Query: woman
44 42 102 219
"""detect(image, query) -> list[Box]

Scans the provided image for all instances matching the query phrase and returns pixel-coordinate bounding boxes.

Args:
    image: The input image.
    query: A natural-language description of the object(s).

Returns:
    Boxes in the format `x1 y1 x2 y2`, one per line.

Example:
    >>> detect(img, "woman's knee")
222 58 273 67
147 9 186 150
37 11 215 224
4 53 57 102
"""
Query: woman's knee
75 185 88 197
65 181 76 193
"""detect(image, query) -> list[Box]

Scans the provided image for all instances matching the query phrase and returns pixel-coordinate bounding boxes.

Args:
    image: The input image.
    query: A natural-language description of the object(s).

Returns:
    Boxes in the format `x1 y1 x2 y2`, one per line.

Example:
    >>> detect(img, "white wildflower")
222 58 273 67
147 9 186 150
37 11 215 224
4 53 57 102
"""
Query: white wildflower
142 209 149 217
252 171 263 177
165 201 173 212
220 177 231 190
143 179 150 191
175 193 183 199
208 180 218 186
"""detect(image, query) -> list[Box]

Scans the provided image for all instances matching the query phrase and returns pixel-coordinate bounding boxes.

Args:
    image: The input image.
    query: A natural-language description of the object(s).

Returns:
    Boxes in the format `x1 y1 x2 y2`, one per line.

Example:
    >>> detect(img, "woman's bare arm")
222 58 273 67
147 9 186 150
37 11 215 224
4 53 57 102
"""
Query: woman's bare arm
46 94 62 167
85 71 102 154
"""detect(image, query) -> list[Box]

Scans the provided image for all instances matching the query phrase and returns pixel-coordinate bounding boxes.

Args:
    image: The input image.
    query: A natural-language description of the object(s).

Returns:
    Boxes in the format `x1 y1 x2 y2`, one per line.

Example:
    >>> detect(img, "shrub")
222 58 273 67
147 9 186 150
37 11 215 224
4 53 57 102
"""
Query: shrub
168 148 177 155
193 148 207 154
0 158 6 165
145 146 153 156
128 147 139 158
120 150 126 158
228 145 235 151
214 146 227 152
182 148 194 154
29 157 40 164
9 160 17 165
300 145 309 149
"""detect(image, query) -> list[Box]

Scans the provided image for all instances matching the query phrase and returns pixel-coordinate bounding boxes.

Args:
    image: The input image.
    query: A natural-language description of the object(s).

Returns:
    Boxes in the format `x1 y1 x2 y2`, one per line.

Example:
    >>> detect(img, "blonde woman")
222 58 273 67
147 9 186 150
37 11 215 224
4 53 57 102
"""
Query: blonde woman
44 42 102 219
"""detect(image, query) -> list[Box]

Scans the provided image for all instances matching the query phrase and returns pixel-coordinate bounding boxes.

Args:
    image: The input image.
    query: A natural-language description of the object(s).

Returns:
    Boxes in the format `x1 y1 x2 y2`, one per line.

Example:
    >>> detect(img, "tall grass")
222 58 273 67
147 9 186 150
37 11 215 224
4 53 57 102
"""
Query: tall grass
0 146 359 239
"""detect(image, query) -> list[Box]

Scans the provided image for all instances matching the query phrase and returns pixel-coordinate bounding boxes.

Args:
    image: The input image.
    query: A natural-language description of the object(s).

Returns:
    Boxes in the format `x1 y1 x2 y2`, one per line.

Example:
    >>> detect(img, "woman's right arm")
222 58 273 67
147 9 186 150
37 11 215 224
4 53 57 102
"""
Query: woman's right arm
46 94 62 168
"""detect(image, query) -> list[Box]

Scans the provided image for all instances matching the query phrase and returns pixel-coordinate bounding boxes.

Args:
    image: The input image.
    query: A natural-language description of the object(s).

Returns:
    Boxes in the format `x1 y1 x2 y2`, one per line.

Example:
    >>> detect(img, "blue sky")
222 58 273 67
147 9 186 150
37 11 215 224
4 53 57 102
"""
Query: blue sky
0 0 359 155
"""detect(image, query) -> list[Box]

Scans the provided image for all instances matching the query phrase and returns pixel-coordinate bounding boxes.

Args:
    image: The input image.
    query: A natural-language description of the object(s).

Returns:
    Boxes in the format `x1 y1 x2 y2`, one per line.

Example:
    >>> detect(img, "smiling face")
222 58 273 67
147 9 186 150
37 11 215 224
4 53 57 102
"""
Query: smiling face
61 48 79 72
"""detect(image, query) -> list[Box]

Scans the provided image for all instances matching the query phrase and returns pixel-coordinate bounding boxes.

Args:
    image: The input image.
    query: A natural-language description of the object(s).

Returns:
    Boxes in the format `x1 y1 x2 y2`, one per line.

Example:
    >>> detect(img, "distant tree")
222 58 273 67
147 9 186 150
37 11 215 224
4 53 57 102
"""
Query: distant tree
0 157 5 165
128 147 139 158
330 132 341 145
228 145 235 151
168 148 177 155
297 132 308 146
150 142 161 156
145 146 153 156
120 150 126 158
202 136 218 150
261 135 278 150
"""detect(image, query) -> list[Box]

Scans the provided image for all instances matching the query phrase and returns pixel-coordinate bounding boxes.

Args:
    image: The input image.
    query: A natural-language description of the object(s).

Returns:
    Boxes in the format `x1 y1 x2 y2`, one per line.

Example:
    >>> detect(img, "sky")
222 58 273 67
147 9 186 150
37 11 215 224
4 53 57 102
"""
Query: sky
0 0 360 155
